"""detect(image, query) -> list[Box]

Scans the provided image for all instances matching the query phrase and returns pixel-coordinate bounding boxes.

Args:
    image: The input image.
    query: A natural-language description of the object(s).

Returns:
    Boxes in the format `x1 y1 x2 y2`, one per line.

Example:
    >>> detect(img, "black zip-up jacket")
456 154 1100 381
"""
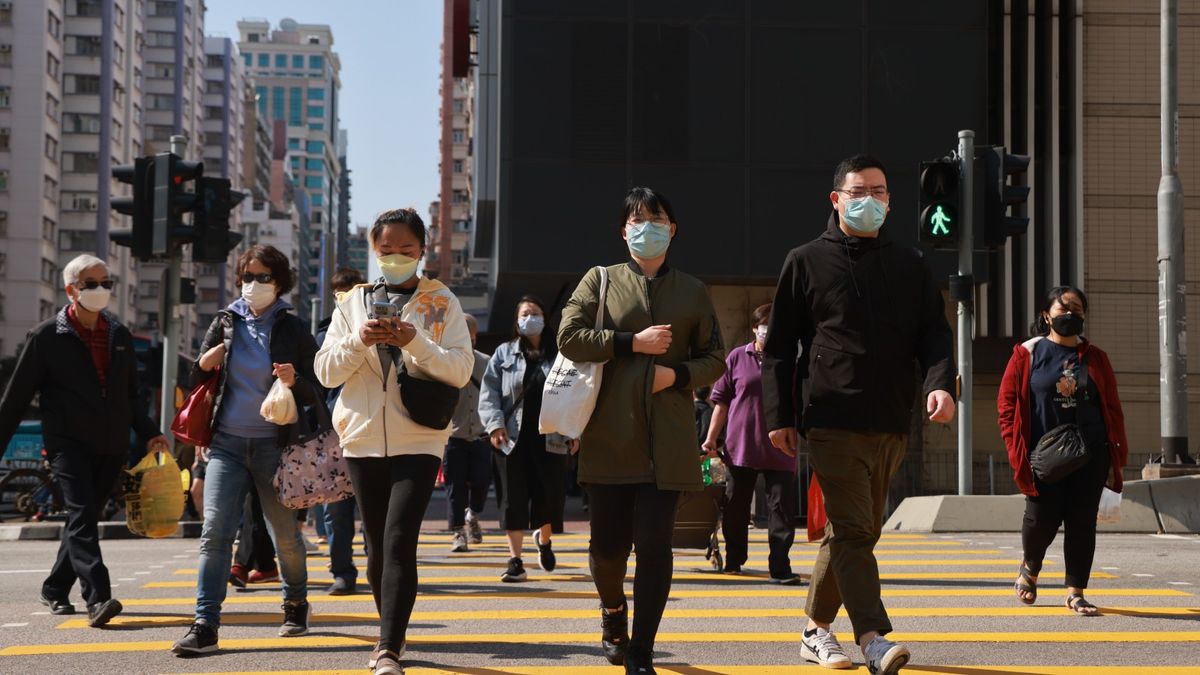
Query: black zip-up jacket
0 306 159 456
762 214 957 435
193 304 323 447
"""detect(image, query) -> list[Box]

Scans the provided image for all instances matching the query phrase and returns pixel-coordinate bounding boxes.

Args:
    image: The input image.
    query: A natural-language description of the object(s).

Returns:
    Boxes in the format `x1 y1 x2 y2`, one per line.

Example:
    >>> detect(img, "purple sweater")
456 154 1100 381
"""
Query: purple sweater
710 342 796 472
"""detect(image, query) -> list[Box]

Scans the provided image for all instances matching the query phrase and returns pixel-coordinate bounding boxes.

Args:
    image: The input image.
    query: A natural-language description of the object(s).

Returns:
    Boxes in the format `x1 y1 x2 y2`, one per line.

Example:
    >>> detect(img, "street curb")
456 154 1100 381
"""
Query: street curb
0 520 203 541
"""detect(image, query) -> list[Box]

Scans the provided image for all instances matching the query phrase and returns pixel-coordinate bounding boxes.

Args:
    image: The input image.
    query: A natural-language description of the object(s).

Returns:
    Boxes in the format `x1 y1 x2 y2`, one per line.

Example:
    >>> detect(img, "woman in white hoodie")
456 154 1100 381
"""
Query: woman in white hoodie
314 208 473 675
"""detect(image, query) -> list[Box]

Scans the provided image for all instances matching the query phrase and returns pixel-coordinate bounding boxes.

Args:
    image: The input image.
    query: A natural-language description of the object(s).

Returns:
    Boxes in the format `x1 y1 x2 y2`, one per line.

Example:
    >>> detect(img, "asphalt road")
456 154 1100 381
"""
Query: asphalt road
1 492 1198 674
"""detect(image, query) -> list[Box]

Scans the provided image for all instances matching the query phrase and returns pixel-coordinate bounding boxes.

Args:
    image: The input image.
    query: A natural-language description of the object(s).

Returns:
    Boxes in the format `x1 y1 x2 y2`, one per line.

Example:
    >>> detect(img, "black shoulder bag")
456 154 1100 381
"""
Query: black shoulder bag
1030 353 1096 484
368 284 461 430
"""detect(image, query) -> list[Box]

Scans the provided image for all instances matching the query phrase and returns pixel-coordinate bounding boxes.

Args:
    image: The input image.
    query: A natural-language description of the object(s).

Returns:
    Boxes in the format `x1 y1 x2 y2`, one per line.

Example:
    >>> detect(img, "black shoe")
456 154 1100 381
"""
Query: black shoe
500 556 527 582
39 594 75 615
86 598 122 627
534 530 557 572
723 564 742 575
172 620 219 655
279 599 312 637
625 645 656 674
328 576 357 596
600 604 629 666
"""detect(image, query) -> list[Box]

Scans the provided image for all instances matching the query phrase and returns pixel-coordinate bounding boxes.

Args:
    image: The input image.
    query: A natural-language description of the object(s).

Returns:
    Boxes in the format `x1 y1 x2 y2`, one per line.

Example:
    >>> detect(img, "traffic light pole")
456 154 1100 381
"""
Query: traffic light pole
957 130 975 495
158 135 187 446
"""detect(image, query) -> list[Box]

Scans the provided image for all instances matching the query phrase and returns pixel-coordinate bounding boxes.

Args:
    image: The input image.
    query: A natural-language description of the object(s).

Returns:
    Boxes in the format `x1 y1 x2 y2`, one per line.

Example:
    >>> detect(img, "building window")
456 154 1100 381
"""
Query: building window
452 190 467 205
305 158 322 171
0 3 11 25
305 175 322 189
64 152 100 173
455 219 471 233
452 129 465 143
243 52 252 67
68 0 102 18
114 43 125 67
147 31 175 48
306 140 324 154
257 53 269 68
0 254 6 278
0 86 8 108
205 105 223 120
46 93 58 118
0 46 11 67
63 191 98 211
0 211 6 237
147 93 174 110
292 54 304 69
309 55 324 70
205 80 223 94
65 74 101 94
44 176 59 202
206 53 223 68
45 135 58 162
290 157 299 170
41 259 58 285
64 113 101 133
40 301 55 321
453 98 464 114
0 128 8 151
43 217 56 242
288 138 301 150
0 170 7 191
47 52 60 79
311 193 323 206
289 87 302 125
149 63 172 79
275 53 287 68
48 11 61 40
308 88 324 100
114 4 124 29
66 34 103 56
453 159 463 173
59 228 98 251
308 122 324 131
272 86 284 121
307 105 324 119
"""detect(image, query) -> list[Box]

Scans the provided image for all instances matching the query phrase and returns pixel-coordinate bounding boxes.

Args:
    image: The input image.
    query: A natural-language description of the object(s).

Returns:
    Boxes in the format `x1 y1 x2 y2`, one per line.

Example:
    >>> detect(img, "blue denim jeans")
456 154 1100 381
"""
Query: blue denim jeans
323 497 358 581
195 431 308 626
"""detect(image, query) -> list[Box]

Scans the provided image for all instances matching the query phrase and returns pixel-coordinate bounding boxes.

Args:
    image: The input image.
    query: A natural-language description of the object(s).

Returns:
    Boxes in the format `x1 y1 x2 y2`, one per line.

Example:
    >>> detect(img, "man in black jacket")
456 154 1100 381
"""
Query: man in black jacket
0 254 168 627
762 155 956 675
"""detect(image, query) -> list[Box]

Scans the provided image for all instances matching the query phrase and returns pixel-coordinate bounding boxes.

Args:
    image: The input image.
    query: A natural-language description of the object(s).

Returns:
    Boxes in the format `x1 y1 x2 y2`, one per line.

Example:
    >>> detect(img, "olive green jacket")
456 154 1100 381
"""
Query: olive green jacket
558 261 726 490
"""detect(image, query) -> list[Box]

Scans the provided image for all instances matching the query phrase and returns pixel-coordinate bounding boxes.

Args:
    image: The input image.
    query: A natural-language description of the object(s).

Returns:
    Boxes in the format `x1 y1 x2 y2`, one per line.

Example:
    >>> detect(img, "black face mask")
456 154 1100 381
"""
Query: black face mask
1050 312 1085 337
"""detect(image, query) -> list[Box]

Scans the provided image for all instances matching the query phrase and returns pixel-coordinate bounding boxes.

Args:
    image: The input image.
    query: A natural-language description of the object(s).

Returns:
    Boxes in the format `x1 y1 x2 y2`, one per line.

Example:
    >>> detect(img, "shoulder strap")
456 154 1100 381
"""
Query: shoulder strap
594 266 608 330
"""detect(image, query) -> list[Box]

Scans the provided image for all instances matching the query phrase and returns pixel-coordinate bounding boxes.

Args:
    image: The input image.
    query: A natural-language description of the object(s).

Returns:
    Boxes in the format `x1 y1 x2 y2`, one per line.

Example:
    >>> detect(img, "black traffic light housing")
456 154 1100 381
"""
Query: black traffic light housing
981 146 1031 248
155 153 203 256
917 158 960 250
192 177 247 264
110 157 154 260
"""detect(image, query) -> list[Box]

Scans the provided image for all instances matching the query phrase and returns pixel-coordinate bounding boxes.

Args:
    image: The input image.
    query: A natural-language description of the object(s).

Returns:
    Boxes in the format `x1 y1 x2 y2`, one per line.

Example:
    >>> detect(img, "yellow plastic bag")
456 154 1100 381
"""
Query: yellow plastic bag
124 450 185 538
260 378 298 425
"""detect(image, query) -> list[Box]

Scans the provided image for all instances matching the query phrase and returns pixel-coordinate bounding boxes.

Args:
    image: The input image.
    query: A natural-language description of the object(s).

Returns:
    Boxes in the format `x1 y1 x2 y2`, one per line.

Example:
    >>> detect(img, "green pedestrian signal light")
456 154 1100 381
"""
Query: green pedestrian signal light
923 202 957 240
918 159 960 250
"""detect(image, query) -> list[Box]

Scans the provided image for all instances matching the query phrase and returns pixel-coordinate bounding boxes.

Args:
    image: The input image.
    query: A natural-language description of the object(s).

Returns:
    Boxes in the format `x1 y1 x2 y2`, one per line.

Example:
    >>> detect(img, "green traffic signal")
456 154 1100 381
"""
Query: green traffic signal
921 201 957 241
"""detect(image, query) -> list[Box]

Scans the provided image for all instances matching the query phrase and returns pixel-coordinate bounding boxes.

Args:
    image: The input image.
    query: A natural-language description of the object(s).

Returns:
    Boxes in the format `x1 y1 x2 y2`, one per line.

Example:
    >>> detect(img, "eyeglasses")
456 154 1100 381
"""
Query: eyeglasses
79 280 115 290
837 187 890 199
241 273 273 284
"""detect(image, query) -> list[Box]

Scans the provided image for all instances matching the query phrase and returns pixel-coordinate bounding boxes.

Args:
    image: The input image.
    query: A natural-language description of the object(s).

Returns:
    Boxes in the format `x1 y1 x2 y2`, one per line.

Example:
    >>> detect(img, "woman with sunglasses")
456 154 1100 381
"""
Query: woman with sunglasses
172 245 322 656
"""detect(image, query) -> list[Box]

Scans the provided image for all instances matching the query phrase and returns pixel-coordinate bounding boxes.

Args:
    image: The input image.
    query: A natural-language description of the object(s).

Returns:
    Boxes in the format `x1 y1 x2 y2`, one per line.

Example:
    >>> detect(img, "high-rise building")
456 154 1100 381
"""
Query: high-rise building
336 127 350 268
345 225 368 278
238 18 341 323
430 0 474 285
0 0 147 357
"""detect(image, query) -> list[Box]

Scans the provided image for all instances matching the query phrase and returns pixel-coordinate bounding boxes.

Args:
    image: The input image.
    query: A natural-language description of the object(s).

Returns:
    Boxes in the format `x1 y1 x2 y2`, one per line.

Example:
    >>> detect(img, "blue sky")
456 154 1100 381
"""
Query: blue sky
204 0 442 231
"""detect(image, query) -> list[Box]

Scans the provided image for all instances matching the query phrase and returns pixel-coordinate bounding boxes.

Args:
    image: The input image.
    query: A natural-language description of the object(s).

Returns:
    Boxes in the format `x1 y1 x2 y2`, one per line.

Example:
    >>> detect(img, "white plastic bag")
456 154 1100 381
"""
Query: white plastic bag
260 378 298 425
539 266 608 439
1097 487 1122 524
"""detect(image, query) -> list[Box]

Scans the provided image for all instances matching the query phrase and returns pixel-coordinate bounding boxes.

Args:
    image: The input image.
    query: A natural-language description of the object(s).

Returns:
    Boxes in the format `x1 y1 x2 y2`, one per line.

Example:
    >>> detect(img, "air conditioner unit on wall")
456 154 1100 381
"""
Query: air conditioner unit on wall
0 45 11 53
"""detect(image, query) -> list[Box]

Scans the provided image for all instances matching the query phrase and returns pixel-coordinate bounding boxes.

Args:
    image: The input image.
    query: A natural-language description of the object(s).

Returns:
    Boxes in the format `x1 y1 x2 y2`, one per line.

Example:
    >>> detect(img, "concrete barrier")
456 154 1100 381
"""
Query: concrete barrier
0 520 202 541
1096 480 1161 533
1149 475 1200 534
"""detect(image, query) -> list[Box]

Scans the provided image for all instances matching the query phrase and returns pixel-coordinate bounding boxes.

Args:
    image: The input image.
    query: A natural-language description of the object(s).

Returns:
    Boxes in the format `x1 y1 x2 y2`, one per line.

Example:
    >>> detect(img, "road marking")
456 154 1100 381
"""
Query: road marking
1133 573 1155 577
1151 534 1190 540
1 623 28 628
113 586 1191 608
1169 581 1193 585
117 577 136 582
54 605 1200 629
1101 566 1120 570
134 571 151 576
9 631 1200 656
403 548 998 559
0 569 51 574
155 668 1200 675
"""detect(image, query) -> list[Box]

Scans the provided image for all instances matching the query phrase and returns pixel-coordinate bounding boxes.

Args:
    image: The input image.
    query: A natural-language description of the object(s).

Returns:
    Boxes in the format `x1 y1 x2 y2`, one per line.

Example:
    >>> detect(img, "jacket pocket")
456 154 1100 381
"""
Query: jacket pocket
332 374 375 446
807 344 866 405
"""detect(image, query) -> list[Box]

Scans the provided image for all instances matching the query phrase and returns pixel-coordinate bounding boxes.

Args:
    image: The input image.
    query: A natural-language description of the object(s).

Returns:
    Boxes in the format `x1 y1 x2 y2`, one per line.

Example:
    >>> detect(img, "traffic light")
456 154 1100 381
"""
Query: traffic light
192 177 247 264
153 152 203 256
917 158 960 250
981 146 1031 248
110 157 154 260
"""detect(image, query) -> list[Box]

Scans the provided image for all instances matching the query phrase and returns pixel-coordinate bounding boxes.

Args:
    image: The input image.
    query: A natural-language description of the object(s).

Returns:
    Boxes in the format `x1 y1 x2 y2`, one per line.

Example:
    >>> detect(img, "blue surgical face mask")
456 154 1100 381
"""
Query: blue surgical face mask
841 196 888 233
517 314 545 337
625 221 672 259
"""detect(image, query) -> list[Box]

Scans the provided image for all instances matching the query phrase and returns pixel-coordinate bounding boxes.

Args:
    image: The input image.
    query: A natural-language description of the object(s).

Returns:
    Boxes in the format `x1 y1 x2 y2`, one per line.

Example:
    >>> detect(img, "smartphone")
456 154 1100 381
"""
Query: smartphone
371 301 397 322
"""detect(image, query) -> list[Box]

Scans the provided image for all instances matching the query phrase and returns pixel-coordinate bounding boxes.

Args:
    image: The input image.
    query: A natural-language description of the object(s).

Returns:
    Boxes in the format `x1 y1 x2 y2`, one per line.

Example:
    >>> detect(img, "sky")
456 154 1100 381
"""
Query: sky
204 0 443 232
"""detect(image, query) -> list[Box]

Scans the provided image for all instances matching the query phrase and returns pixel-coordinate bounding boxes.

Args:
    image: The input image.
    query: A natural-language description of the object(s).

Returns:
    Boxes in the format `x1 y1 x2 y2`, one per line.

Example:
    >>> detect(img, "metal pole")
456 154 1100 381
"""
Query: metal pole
158 134 187 446
311 297 321 335
958 129 975 495
1158 0 1189 464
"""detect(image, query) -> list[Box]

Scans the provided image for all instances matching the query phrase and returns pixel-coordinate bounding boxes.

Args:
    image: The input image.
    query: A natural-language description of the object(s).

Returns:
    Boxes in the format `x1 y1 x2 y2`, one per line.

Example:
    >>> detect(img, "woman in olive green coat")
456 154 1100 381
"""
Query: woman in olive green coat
558 186 725 675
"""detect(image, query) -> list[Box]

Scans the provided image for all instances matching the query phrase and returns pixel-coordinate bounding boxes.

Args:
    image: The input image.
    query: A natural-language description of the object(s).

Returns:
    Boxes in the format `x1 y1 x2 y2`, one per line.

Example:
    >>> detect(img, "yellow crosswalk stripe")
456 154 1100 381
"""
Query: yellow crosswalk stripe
398 548 1001 559
54 605 1200 629
161 669 1200 675
7 631 1200 656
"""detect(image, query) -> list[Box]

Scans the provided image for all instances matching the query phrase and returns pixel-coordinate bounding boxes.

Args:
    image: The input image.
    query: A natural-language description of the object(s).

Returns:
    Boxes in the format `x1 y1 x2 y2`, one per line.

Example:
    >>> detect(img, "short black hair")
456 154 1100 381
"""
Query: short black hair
331 267 365 293
832 154 888 191
620 186 677 230
513 294 552 358
751 303 772 329
371 208 426 250
236 244 296 296
1030 285 1089 337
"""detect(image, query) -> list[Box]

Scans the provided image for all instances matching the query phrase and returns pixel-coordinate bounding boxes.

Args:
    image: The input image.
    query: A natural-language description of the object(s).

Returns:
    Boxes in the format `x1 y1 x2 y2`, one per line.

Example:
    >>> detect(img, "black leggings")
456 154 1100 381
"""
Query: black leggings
1022 447 1111 589
347 454 442 652
586 483 680 653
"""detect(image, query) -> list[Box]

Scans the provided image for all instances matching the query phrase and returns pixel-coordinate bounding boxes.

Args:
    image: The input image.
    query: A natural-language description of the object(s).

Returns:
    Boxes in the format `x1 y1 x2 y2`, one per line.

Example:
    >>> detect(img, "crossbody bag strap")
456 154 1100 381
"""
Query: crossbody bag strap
594 265 608 330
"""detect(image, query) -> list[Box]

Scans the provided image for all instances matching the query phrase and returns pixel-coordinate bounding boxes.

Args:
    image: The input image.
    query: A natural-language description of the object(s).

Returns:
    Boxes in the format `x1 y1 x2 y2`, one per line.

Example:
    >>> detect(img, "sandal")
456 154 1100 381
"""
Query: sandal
1066 593 1100 616
1014 562 1038 605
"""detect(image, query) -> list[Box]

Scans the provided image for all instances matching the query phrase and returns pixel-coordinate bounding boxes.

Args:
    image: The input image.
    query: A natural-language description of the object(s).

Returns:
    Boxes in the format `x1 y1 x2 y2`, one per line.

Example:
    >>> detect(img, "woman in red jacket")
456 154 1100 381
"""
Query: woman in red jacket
997 286 1127 616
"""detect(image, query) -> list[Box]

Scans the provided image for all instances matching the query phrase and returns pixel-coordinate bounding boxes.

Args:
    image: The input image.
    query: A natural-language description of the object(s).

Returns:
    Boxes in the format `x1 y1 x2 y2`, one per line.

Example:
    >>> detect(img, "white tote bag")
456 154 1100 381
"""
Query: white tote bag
539 266 609 439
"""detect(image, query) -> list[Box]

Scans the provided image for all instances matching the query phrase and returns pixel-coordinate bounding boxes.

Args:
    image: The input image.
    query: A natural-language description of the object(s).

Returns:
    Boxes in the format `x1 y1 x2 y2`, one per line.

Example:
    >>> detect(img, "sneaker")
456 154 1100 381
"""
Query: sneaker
373 650 404 675
328 576 357 596
303 535 319 552
723 564 742 575
248 567 279 584
465 509 483 544
278 600 312 637
500 556 527 582
172 620 219 655
39 594 75 615
533 530 556 572
625 645 656 674
800 626 853 669
86 598 123 627
600 604 629 665
450 529 469 553
368 641 406 668
769 574 803 585
228 564 248 588
862 635 910 675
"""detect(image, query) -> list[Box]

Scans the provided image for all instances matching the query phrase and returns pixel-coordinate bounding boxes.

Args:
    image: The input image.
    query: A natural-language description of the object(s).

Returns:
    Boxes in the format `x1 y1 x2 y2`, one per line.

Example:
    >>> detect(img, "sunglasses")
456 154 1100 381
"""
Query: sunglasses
241 273 274 284
78 280 115 290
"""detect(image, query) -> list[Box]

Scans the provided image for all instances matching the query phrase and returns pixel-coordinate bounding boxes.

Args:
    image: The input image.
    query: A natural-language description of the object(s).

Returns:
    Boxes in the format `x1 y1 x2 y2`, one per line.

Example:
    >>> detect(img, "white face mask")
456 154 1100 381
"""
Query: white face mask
755 326 768 343
74 287 112 313
241 280 277 312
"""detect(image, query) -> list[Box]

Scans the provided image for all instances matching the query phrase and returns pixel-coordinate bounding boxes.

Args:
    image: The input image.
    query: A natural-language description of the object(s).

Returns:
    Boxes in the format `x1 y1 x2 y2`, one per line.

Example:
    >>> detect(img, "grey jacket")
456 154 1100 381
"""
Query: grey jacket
449 350 490 441
478 339 569 454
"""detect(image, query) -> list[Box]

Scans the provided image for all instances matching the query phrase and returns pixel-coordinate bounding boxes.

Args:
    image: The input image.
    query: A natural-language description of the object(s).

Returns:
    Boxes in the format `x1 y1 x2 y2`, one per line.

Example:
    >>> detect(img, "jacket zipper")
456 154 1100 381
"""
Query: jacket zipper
643 275 656 474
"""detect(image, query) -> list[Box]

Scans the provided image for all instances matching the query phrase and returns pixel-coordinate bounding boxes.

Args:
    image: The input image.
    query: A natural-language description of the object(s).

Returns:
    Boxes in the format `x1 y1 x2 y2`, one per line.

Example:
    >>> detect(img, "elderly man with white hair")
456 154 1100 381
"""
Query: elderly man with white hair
0 254 168 627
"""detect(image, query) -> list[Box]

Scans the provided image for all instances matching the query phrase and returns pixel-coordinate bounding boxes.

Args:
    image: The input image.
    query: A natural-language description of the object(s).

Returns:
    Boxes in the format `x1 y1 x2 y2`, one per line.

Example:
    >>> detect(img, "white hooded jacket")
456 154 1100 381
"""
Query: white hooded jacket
315 277 473 458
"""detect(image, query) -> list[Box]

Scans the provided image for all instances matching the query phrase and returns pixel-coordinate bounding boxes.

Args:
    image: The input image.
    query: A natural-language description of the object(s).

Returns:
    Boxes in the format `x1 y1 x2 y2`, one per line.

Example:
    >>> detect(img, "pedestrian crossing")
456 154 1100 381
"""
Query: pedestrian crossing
1 520 1197 673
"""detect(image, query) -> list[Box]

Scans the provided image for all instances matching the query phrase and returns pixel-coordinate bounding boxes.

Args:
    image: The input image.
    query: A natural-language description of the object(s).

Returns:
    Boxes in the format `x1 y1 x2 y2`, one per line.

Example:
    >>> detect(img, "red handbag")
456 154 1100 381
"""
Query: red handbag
807 475 828 543
171 370 219 447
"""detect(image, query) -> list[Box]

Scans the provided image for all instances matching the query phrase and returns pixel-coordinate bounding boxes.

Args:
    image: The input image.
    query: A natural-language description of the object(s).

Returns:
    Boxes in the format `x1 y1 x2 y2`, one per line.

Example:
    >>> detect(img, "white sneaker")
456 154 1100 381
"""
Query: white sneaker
800 627 853 669
464 509 483 544
450 529 469 553
862 635 910 675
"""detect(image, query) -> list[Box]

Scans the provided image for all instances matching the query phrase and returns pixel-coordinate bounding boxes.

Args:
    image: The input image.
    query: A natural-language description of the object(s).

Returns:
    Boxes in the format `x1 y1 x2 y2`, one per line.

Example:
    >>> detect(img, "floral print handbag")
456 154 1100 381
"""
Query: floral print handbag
272 401 355 509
